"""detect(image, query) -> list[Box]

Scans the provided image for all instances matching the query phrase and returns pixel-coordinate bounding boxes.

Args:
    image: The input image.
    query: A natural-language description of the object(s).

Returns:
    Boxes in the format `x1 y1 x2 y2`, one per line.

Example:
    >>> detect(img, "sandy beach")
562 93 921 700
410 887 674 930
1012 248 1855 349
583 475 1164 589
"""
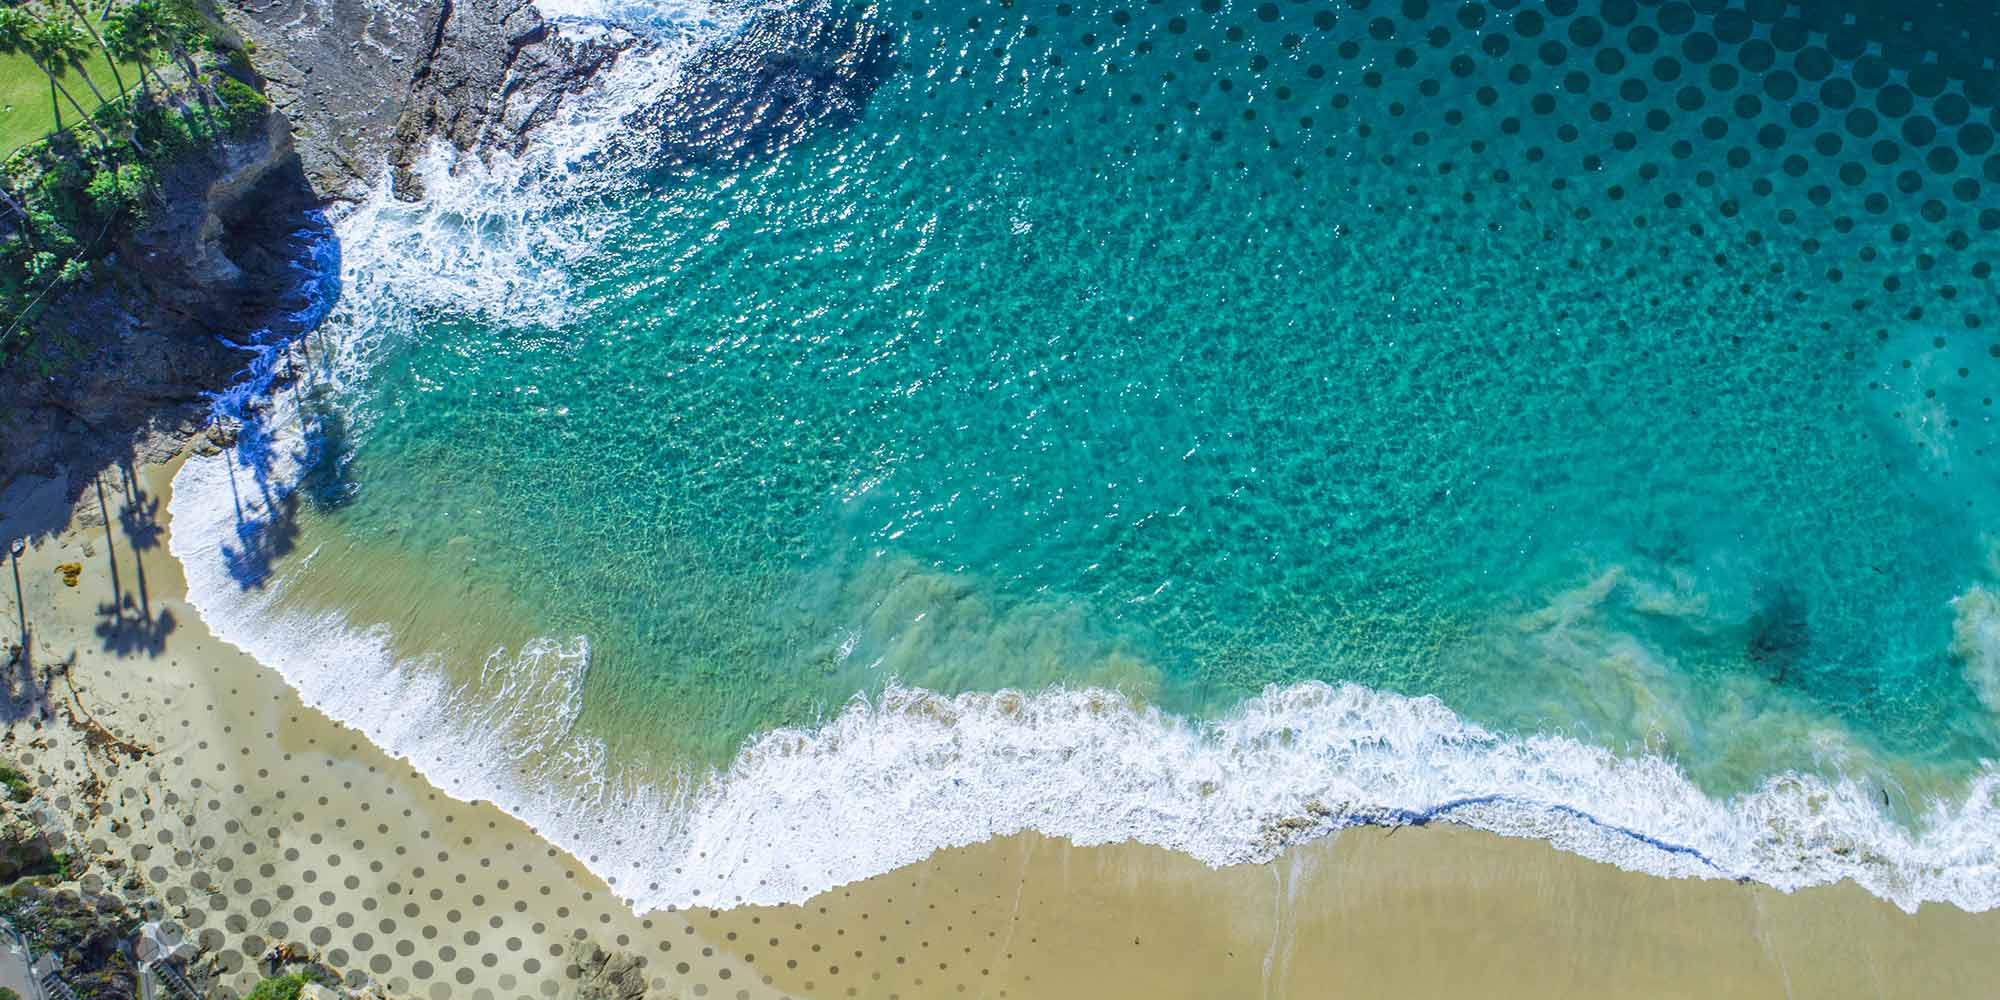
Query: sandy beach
2 448 1998 1000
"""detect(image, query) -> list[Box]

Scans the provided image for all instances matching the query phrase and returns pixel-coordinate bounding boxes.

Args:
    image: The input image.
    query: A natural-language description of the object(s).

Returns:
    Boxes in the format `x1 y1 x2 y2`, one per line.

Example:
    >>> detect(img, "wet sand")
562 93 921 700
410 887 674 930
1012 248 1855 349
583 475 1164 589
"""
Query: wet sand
703 826 2000 999
0 448 1996 999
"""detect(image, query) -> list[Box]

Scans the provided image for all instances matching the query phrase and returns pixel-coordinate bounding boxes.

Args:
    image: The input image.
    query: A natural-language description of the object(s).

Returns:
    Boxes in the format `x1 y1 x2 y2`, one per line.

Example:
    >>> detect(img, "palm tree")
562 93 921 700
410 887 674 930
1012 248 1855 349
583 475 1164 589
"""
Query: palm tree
23 17 114 150
0 7 65 131
42 10 144 154
104 1 192 128
0 168 33 237
39 16 113 112
60 0 127 100
106 0 206 131
147 1 203 89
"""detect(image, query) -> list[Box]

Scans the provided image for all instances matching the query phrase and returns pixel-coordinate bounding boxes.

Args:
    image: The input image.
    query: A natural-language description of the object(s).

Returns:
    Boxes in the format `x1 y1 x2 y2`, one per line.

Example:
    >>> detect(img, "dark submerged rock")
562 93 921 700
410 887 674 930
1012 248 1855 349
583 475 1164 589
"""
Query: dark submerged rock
1746 585 1810 686
622 0 896 172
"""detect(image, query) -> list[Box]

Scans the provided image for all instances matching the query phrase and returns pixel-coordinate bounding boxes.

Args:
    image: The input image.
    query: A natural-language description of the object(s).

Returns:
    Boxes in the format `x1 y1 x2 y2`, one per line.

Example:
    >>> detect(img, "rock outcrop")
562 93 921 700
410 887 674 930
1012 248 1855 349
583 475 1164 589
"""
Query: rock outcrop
121 108 316 314
212 0 637 202
567 941 650 1000
388 0 638 198
0 104 323 501
0 812 55 883
205 0 435 202
0 882 143 1000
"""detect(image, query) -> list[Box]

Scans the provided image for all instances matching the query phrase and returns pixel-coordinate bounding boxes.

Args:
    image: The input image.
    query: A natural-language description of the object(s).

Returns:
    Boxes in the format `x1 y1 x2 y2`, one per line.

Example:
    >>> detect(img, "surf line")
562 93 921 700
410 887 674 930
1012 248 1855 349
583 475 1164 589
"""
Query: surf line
1335 795 1729 875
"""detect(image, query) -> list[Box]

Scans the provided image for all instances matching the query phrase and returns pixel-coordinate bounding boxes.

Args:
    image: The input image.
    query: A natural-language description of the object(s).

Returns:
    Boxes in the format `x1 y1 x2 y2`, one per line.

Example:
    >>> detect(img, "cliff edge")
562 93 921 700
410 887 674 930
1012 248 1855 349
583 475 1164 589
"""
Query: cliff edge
0 0 632 511
213 0 634 201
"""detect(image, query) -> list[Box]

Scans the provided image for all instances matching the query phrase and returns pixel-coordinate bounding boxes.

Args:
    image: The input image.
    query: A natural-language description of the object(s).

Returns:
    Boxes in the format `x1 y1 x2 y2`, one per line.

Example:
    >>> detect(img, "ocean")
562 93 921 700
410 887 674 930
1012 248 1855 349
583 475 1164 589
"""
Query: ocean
170 0 2000 912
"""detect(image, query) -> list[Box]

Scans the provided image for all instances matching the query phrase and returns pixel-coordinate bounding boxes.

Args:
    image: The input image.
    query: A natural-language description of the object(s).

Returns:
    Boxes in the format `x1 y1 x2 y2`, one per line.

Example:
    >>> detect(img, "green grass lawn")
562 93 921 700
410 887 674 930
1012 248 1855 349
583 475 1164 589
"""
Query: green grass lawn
0 49 144 159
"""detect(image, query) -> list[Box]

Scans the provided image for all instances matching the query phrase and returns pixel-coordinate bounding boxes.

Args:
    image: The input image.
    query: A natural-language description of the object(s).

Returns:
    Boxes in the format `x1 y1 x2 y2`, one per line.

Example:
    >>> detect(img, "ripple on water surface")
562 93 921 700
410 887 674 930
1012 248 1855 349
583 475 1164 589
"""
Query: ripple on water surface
175 0 2000 910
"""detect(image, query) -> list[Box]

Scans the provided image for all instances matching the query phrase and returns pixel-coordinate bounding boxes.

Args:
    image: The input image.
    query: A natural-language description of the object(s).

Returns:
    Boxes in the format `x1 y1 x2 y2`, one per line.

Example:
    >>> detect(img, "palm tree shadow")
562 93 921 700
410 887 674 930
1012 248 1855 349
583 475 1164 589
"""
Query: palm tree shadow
116 461 164 553
217 442 303 591
95 595 176 657
88 469 176 657
204 204 345 592
3 547 54 724
0 626 55 725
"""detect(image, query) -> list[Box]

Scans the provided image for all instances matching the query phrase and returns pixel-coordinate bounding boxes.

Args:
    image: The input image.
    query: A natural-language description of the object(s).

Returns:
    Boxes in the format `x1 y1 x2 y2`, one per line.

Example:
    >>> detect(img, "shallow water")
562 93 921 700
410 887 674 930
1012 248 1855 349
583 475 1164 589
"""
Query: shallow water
174 0 2000 909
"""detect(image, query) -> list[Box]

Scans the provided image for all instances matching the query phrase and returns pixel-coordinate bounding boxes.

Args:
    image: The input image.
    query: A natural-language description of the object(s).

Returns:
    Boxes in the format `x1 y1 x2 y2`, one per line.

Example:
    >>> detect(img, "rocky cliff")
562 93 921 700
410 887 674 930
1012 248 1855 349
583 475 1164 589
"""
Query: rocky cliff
212 0 635 201
0 104 321 506
0 0 897 506
387 0 636 198
0 0 633 504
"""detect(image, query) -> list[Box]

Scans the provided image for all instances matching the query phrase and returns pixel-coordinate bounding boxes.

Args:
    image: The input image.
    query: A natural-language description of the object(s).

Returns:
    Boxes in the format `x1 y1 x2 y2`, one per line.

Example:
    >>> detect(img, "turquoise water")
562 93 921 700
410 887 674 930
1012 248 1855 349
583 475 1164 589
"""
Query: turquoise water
186 0 2000 902
317 0 2000 780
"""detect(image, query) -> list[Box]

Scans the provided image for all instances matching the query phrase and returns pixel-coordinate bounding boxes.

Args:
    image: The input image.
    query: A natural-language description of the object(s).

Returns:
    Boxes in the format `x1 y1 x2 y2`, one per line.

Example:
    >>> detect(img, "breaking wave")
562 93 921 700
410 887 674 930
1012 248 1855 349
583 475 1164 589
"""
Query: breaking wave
168 0 2000 920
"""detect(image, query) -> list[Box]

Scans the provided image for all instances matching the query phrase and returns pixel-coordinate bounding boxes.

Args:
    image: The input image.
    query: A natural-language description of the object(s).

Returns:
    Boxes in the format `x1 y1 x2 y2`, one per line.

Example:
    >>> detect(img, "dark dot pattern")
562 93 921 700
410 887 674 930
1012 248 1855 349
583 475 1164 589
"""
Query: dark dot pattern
17 1 2000 998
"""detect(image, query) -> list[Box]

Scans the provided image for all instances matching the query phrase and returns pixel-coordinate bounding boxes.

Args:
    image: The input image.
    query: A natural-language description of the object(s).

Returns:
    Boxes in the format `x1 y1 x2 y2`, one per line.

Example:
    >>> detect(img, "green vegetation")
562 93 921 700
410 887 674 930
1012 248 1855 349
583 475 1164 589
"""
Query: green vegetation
0 763 31 803
0 984 23 1000
2 50 142 156
245 969 337 1000
0 882 142 994
0 0 265 352
0 881 138 956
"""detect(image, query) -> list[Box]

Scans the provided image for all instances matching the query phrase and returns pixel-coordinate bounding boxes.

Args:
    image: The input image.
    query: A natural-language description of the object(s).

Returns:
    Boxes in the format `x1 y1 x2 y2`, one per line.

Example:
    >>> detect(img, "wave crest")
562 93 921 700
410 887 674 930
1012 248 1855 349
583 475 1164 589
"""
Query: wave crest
165 0 2000 920
652 680 2000 913
150 465 2000 924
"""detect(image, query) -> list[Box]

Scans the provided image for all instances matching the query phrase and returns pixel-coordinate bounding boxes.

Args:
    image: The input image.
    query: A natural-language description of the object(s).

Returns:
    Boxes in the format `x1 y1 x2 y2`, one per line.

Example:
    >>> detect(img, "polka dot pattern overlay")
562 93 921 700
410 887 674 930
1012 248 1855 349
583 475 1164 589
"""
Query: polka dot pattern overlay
39 1 2000 998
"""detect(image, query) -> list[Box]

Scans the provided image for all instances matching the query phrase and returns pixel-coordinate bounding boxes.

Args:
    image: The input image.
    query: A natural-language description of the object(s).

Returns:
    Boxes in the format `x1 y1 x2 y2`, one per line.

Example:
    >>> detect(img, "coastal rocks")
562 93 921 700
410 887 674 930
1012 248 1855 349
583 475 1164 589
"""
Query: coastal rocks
567 941 649 1000
0 765 30 804
0 103 321 498
388 0 640 199
0 882 143 1000
208 0 436 202
212 0 638 202
1254 798 1343 855
189 419 241 458
621 0 896 172
0 813 55 883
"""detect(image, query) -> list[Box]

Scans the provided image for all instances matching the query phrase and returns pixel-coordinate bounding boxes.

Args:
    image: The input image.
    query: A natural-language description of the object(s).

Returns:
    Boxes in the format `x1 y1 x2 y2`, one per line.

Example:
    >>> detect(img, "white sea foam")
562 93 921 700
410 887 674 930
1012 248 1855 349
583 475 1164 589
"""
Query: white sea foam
1955 585 2000 715
168 0 2000 919
168 422 2000 918
159 460 2000 918
170 386 2000 917
325 29 719 337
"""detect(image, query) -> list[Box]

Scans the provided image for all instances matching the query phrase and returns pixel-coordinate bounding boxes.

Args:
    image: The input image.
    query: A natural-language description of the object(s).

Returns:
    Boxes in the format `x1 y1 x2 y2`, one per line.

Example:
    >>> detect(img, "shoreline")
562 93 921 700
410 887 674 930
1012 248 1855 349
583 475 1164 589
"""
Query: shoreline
1 0 1995 990
0 446 1994 997
161 415 2000 917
